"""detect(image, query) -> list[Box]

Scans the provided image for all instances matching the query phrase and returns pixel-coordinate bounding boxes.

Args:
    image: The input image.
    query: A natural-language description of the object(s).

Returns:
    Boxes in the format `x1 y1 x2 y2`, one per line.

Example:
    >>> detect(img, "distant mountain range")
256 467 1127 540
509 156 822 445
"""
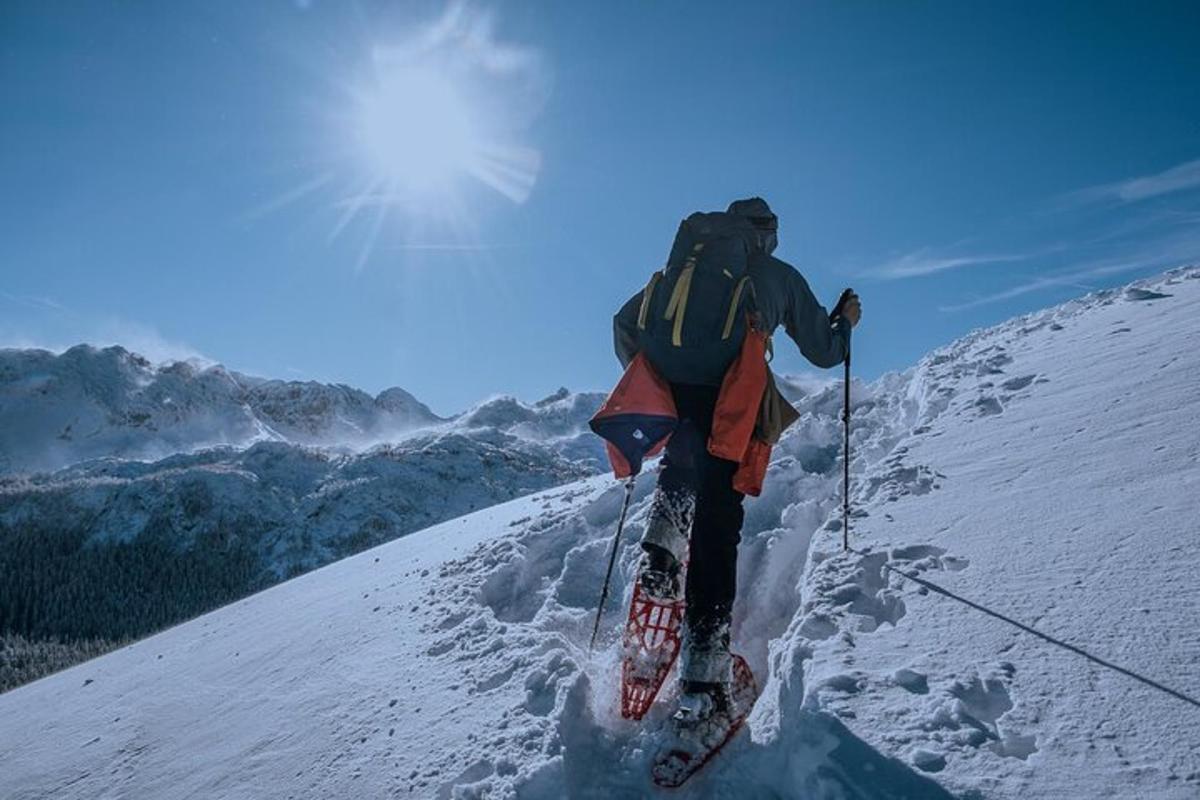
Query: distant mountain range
0 344 607 475
0 344 607 687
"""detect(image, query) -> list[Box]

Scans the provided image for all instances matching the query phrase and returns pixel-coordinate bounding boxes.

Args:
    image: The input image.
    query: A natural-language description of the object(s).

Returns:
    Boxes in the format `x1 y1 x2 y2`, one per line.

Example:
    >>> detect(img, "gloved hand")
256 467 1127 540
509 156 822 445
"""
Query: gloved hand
831 289 862 328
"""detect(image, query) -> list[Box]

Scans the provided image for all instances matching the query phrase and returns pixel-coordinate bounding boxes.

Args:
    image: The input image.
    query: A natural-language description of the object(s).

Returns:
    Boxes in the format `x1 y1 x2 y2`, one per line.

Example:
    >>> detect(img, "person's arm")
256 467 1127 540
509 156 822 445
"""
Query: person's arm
782 272 852 368
613 290 643 368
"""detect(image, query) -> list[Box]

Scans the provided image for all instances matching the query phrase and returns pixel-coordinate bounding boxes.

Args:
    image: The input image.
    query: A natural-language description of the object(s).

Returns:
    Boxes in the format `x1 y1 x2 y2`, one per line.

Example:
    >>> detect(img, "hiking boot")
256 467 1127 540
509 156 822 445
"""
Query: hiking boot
638 544 682 602
674 680 732 723
671 681 735 750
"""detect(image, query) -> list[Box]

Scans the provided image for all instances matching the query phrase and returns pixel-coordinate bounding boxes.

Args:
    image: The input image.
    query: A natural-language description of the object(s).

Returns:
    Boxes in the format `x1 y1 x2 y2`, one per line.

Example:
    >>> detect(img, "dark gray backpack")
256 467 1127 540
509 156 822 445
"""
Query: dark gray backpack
635 211 757 386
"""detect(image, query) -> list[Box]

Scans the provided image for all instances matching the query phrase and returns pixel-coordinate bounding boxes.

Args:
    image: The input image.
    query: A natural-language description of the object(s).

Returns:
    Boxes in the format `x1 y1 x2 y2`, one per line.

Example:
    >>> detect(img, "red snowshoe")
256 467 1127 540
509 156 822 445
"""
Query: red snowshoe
621 580 685 720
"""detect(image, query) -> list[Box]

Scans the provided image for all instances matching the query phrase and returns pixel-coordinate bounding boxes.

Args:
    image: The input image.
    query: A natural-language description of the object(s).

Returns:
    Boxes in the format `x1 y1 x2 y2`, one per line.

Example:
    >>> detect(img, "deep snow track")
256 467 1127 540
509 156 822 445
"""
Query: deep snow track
1 268 1198 799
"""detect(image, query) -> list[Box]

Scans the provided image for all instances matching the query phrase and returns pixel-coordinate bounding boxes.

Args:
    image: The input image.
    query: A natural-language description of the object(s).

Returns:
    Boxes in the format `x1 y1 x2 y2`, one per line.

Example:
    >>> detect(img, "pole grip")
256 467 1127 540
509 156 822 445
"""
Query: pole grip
830 287 856 324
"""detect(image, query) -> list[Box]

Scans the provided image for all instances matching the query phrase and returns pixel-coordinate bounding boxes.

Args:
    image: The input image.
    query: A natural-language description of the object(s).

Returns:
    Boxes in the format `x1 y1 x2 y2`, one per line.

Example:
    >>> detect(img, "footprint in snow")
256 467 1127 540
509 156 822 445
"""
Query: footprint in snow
976 351 1013 376
911 748 947 773
821 672 868 695
920 662 1036 761
890 544 945 562
893 667 929 695
826 551 908 631
975 396 1003 416
426 639 455 657
522 651 576 717
1124 287 1172 302
1000 374 1036 392
950 669 1014 734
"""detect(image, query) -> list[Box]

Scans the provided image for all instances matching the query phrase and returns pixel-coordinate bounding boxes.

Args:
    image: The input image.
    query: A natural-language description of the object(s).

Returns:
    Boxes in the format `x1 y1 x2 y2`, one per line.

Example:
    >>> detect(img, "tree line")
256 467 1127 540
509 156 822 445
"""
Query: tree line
0 508 270 692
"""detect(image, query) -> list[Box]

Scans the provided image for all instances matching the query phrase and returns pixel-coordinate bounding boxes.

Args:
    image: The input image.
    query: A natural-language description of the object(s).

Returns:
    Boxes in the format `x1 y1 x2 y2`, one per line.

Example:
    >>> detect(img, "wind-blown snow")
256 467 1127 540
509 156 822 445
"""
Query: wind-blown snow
0 353 607 591
0 345 441 474
1 268 1198 799
0 346 606 476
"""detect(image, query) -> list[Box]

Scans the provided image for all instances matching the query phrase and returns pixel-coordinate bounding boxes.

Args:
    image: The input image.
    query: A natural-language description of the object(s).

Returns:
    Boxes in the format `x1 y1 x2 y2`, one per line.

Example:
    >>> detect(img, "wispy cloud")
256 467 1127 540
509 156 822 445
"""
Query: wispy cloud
865 246 1063 280
871 156 1200 311
938 227 1200 312
1057 156 1200 208
937 264 1133 312
0 291 67 312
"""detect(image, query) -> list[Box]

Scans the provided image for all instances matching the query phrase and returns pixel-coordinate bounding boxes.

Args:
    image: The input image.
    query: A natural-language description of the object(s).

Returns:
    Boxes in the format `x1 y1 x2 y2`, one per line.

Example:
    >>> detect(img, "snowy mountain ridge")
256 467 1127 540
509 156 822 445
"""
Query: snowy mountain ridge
0 344 439 474
1 267 1198 799
0 344 607 476
0 348 608 685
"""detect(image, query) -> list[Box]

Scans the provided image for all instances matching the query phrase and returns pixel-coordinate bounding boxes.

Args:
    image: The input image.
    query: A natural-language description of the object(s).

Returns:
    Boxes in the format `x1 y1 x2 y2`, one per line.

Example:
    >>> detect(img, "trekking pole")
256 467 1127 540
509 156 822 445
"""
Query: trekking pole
842 350 851 552
831 287 855 553
589 476 636 653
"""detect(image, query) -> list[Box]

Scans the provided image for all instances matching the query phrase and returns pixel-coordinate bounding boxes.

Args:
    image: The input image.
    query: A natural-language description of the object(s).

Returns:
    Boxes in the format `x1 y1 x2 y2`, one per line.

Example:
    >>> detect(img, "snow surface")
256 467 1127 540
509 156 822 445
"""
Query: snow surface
2 268 1199 798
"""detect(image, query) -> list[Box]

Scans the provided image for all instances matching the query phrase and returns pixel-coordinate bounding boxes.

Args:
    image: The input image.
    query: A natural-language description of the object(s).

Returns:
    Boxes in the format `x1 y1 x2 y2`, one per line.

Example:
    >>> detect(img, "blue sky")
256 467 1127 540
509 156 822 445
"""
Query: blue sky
2 1 1199 415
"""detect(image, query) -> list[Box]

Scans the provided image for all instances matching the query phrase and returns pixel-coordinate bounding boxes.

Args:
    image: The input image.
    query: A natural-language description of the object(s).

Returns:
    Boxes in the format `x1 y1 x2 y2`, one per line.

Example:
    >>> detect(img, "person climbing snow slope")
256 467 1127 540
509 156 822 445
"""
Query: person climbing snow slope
610 197 862 763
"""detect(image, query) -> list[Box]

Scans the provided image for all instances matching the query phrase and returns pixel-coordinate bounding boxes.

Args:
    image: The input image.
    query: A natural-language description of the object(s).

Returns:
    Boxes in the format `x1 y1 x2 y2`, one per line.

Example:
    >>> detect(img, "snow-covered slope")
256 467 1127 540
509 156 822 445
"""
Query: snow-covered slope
2 268 1198 799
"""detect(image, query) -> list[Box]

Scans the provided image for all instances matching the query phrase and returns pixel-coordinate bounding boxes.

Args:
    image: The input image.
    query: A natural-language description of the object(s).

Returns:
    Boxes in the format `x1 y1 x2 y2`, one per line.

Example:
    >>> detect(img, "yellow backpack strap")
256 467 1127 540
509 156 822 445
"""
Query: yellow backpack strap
721 275 752 340
663 263 696 346
636 271 663 331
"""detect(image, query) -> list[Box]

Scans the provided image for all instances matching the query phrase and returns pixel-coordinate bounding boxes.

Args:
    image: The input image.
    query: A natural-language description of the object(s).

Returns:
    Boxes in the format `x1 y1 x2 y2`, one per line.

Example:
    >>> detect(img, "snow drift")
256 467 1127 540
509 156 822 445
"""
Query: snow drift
1 268 1198 799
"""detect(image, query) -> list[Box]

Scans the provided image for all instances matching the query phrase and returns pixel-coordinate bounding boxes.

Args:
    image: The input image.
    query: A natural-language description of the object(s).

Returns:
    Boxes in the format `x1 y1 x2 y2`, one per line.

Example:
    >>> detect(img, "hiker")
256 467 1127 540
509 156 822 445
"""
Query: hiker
611 197 861 725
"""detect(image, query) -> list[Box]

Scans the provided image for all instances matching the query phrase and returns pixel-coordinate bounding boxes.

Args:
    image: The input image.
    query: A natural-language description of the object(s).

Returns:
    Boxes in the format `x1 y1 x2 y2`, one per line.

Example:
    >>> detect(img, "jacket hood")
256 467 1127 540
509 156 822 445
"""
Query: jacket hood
726 197 778 254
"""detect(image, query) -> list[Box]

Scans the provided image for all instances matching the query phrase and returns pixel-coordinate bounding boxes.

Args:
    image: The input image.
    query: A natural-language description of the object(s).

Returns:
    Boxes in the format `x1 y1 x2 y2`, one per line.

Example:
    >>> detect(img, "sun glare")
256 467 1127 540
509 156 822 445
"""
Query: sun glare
357 67 477 195
285 3 550 269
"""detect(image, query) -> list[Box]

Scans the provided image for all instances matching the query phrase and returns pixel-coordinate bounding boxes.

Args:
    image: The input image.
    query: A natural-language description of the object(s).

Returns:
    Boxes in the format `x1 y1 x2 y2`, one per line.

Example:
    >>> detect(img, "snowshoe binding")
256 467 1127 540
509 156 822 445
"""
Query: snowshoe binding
651 654 758 788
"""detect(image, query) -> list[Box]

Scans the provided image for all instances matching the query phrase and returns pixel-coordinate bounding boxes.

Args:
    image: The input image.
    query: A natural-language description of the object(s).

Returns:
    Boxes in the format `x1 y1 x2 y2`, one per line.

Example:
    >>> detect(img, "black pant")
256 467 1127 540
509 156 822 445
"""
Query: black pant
651 384 745 675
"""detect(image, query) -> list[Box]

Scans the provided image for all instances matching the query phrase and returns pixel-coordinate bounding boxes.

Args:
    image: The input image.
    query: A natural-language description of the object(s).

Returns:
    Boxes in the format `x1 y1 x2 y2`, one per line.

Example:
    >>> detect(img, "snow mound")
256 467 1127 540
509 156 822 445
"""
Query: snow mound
2 267 1198 799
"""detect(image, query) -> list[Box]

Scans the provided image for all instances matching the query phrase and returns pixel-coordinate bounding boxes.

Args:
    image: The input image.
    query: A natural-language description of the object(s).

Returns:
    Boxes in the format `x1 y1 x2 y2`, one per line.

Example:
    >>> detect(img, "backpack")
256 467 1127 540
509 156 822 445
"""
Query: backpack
635 211 758 385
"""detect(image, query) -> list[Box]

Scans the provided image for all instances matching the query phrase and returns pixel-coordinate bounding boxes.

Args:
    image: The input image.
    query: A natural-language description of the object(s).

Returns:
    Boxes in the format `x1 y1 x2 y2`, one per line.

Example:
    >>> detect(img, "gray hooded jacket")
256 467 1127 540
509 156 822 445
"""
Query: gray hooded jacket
613 198 851 374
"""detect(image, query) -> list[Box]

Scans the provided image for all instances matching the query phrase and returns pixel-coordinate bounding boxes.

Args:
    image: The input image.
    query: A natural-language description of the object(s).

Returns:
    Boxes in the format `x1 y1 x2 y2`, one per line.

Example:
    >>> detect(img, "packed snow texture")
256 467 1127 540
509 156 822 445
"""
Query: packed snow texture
1 268 1198 799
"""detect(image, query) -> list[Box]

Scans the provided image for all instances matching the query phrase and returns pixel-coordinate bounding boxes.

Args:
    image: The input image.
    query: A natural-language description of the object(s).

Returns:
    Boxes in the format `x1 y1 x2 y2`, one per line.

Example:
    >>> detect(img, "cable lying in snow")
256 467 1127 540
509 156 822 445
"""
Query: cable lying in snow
850 546 1200 711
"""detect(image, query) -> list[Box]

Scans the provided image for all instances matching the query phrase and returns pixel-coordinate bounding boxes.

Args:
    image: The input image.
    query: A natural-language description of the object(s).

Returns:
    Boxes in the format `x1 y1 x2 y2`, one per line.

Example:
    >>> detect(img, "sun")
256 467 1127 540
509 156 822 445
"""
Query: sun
355 65 477 197
270 3 551 270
